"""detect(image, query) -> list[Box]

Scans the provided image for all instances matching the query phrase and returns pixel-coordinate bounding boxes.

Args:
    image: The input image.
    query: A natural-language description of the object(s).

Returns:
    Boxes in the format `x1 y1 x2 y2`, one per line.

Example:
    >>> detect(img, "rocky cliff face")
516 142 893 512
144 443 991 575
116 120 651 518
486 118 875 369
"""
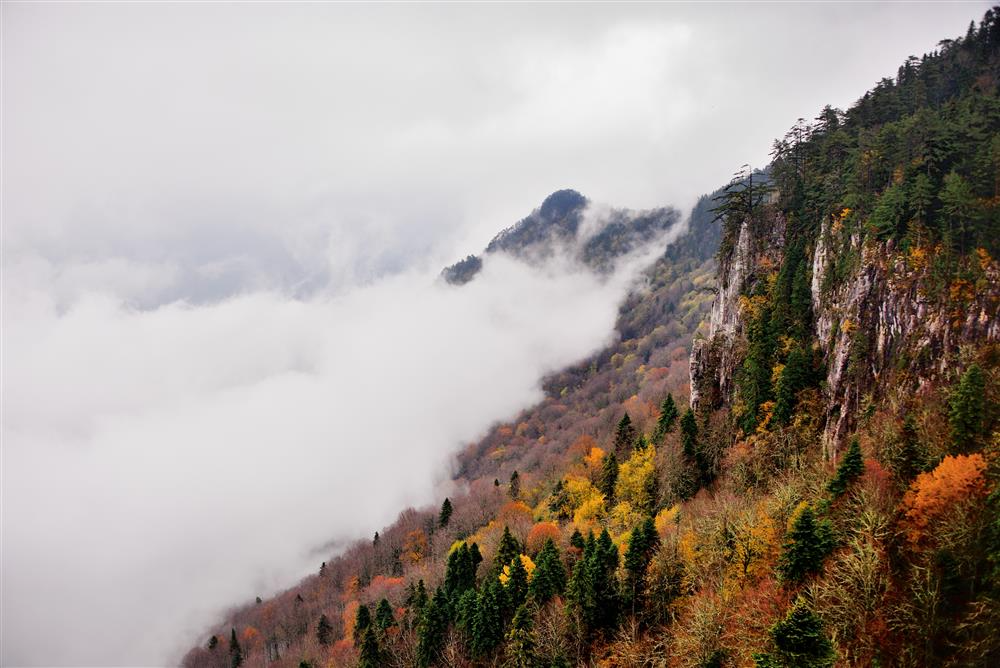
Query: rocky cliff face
691 207 1000 455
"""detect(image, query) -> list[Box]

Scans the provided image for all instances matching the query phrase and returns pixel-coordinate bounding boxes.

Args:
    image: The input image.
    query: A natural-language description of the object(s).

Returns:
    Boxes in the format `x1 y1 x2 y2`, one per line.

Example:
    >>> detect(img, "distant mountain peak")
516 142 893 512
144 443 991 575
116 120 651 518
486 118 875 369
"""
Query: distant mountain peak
442 190 678 285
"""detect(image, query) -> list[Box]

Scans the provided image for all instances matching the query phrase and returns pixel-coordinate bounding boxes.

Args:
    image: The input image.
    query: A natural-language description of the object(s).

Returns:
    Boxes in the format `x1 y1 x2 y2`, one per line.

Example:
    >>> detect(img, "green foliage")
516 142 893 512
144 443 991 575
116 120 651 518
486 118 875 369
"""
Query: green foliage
598 453 619 503
622 517 659 613
680 409 698 461
869 181 907 239
739 300 776 433
374 598 395 631
778 506 834 583
416 587 449 667
653 393 679 442
494 527 521 578
949 363 987 451
357 628 382 668
439 497 453 528
528 538 566 604
567 530 620 633
503 605 538 668
470 579 505 658
353 604 372 647
614 413 638 454
316 614 333 646
773 345 810 426
505 555 529 612
827 437 864 496
755 600 835 668
444 542 480 608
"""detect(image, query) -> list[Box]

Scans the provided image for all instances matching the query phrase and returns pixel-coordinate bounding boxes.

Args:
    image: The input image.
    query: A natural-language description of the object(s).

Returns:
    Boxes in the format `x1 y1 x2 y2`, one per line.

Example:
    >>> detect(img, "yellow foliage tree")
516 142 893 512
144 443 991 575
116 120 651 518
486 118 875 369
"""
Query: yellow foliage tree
499 554 537 585
616 444 657 512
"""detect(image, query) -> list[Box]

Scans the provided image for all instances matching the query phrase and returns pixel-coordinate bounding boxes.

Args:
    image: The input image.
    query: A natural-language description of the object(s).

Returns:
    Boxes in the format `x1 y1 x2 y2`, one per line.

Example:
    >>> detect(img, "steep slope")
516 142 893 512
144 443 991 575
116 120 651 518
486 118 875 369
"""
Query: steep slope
183 190 718 668
184 9 1000 668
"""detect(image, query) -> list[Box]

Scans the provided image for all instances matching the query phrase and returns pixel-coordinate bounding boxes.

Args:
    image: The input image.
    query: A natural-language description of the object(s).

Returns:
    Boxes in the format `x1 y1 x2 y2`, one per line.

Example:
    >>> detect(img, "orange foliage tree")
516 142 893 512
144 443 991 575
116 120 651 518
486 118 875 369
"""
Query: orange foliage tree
526 522 562 554
902 453 989 546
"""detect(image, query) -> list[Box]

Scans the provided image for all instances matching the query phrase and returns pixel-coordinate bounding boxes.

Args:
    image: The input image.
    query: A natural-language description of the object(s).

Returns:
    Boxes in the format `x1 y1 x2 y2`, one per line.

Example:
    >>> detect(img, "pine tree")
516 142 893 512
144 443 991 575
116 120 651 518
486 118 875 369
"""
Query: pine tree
614 413 638 454
827 437 864 496
353 604 372 647
569 529 585 551
778 506 833 582
509 470 521 500
653 394 679 442
567 529 621 633
316 614 333 646
494 526 520 577
439 497 453 528
374 598 395 631
529 538 566 604
444 542 479 607
357 628 382 668
471 579 504 658
680 408 698 461
740 300 775 433
505 555 529 612
949 363 986 451
504 605 538 668
622 517 659 614
755 600 835 667
416 588 449 667
406 579 429 621
228 628 242 668
773 345 809 426
208 635 218 650
599 452 619 503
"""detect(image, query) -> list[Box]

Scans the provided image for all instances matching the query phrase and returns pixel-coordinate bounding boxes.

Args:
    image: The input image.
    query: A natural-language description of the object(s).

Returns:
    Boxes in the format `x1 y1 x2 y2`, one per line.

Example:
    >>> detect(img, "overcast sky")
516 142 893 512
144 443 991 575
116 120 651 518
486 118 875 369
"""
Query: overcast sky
2 1 990 665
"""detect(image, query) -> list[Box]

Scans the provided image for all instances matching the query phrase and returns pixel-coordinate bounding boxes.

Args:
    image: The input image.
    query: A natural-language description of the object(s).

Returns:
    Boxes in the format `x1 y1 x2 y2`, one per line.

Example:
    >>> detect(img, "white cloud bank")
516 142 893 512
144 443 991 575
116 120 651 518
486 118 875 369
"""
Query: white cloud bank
2 221 680 666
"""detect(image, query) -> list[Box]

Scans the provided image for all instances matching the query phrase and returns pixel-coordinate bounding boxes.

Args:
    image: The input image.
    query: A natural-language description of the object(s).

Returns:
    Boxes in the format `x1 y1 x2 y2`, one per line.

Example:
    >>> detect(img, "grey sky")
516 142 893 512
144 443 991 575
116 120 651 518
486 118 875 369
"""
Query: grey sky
2 2 989 665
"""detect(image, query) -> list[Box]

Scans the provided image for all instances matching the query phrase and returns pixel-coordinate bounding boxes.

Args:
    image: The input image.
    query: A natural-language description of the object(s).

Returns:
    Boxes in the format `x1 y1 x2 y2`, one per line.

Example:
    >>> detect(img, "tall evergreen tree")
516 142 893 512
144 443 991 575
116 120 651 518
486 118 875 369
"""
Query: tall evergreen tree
653 393 679 442
494 526 521 577
374 598 395 631
316 614 333 646
754 600 836 668
353 604 372 647
229 628 242 668
567 530 621 633
529 538 567 604
778 506 833 582
505 555 529 612
827 437 864 496
680 408 698 461
444 542 480 609
470 579 504 658
504 605 538 668
598 452 619 503
416 588 449 667
622 517 659 614
614 413 638 454
357 628 382 668
438 497 453 528
509 470 521 500
949 363 987 451
773 345 809 426
740 300 775 434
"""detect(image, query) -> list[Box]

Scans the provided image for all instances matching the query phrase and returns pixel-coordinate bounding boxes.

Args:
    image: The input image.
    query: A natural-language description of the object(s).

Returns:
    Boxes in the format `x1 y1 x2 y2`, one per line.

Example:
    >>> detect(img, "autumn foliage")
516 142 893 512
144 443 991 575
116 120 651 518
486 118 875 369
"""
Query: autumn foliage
902 453 990 545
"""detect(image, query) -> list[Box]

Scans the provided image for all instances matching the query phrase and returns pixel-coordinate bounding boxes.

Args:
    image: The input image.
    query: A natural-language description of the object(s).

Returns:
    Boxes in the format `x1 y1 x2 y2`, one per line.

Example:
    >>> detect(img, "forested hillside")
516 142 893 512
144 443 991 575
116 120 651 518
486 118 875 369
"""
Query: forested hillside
184 9 1000 667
